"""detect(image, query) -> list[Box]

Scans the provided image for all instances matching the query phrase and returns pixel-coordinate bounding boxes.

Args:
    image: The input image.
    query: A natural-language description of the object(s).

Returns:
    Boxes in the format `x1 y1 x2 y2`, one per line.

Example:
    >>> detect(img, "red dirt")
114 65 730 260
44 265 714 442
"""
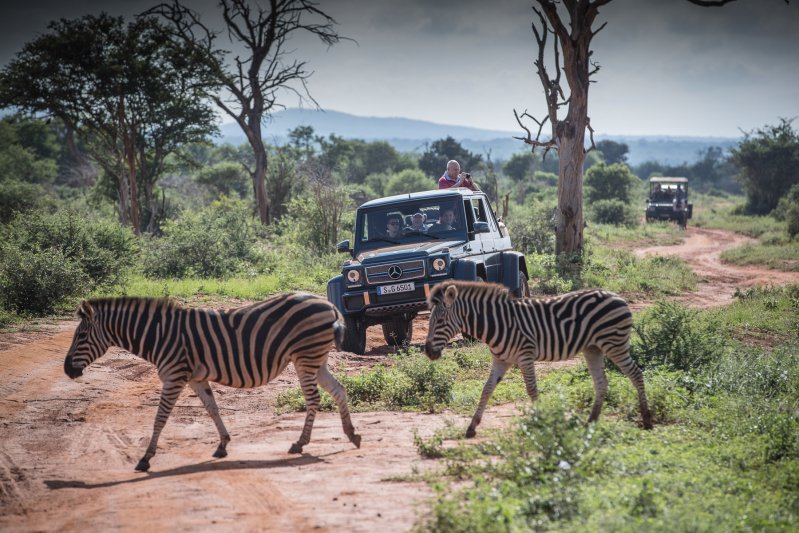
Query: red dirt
2 227 798 531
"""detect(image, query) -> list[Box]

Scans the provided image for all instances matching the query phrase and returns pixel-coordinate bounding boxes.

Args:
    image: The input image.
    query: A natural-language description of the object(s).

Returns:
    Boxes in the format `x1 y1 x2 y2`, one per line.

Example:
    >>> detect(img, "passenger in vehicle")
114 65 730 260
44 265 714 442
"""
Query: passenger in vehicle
431 206 457 231
405 212 428 233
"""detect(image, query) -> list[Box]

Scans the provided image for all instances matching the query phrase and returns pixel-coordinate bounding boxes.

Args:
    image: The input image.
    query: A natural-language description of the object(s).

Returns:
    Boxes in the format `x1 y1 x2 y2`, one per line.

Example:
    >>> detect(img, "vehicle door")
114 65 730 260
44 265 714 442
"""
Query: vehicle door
471 197 504 281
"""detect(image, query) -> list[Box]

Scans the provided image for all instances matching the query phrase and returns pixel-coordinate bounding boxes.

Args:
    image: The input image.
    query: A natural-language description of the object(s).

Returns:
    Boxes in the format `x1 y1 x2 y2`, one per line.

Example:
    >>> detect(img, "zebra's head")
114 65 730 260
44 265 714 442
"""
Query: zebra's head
425 282 462 360
64 300 111 379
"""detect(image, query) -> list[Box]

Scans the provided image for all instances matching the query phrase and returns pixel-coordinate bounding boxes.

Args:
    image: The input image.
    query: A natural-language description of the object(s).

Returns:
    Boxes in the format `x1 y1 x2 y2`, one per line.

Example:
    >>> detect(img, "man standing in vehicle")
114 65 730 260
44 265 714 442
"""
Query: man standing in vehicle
438 160 478 190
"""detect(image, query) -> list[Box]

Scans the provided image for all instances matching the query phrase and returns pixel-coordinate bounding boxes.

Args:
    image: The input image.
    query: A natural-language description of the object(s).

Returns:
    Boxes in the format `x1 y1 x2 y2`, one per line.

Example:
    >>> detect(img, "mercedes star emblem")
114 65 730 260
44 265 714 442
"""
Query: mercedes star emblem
387 265 403 279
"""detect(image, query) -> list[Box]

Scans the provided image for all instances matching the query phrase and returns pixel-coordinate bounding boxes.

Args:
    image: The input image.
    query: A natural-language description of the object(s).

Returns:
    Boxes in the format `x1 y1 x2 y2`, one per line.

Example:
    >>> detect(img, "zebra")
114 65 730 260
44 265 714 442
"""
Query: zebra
63 293 361 471
424 281 653 437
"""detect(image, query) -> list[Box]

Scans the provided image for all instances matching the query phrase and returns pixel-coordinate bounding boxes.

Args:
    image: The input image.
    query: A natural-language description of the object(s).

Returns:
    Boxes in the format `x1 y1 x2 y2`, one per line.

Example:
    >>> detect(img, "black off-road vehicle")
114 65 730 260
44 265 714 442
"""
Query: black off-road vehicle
327 188 529 354
645 176 693 229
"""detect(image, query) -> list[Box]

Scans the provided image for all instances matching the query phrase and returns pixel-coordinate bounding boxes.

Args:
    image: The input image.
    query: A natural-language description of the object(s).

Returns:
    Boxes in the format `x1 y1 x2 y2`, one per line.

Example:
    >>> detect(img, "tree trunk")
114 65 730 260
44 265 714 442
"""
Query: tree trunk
242 114 270 225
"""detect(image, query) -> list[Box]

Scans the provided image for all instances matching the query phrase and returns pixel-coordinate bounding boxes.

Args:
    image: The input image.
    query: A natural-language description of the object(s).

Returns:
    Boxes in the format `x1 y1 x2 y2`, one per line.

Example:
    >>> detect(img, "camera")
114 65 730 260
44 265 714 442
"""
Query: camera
461 172 471 179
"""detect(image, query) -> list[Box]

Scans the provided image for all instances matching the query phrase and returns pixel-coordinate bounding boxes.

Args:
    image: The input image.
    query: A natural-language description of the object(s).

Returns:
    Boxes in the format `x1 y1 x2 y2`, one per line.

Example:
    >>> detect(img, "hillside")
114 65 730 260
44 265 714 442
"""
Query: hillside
215 108 740 166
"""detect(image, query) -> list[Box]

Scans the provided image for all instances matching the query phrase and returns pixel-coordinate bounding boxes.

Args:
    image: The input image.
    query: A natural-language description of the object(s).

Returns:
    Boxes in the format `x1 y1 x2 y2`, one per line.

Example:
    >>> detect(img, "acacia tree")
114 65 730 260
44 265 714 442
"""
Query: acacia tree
515 0 786 256
0 14 217 233
147 0 344 225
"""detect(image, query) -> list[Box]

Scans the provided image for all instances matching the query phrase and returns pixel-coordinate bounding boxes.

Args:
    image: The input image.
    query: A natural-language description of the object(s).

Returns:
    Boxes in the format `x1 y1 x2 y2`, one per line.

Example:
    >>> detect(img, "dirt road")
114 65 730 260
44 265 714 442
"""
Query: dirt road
2 227 798 531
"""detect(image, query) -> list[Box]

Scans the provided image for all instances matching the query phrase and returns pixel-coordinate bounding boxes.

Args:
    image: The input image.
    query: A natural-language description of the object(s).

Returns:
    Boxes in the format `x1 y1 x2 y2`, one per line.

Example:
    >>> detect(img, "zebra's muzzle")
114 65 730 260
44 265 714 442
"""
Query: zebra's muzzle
424 341 442 360
64 357 84 379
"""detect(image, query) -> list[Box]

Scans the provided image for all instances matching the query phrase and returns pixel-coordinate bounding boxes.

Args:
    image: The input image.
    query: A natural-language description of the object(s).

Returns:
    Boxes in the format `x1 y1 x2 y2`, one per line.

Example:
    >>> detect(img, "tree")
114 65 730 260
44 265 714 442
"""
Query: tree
148 0 345 225
596 139 629 164
384 169 431 196
503 152 536 182
0 14 218 233
583 162 637 203
731 118 799 215
418 136 482 179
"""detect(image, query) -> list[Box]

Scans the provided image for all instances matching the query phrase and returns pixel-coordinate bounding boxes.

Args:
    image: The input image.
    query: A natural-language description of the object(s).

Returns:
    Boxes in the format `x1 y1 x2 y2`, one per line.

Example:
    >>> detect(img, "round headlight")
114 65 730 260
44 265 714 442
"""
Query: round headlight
432 258 446 272
347 269 361 283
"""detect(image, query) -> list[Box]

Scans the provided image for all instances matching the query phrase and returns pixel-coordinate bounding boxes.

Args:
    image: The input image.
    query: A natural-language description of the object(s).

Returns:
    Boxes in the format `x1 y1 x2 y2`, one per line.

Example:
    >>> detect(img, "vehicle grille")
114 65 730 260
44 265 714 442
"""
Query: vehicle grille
365 259 426 284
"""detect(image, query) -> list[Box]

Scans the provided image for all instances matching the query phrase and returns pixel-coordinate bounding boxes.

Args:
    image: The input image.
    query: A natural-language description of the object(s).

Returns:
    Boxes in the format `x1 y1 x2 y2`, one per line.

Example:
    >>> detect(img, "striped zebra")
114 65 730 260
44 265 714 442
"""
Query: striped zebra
63 293 361 472
424 281 653 437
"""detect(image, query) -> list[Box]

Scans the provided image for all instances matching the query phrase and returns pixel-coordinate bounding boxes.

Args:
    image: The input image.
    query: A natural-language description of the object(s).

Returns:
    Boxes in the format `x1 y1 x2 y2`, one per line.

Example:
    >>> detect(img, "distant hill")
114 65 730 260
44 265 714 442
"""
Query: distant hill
214 108 740 166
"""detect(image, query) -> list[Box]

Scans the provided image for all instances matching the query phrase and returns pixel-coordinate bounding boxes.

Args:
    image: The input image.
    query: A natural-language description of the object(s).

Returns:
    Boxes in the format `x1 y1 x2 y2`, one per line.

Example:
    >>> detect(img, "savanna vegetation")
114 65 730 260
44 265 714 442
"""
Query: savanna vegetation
1 4 799 530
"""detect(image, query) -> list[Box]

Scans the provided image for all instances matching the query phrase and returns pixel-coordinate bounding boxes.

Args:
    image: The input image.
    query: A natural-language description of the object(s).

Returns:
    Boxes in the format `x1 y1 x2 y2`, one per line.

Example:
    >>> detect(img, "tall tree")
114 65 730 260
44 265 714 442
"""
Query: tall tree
731 118 799 215
148 0 345 225
0 14 217 233
418 136 482 181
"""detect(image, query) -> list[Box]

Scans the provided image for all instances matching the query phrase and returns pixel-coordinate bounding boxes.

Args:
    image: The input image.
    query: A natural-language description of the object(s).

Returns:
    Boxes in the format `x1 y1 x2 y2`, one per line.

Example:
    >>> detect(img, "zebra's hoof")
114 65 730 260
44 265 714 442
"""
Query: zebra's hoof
134 459 150 472
350 433 362 449
213 447 228 458
288 442 303 454
465 427 476 439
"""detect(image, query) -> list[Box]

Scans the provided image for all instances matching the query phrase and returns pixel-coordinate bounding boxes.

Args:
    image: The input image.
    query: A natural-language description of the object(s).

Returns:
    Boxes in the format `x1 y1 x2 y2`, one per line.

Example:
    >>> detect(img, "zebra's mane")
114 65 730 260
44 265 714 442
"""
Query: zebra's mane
432 280 513 303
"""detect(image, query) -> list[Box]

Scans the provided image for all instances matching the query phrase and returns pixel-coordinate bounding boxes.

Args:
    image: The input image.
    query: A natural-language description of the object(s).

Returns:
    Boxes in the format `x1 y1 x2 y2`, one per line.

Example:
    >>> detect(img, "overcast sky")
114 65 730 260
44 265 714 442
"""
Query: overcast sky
1 0 797 138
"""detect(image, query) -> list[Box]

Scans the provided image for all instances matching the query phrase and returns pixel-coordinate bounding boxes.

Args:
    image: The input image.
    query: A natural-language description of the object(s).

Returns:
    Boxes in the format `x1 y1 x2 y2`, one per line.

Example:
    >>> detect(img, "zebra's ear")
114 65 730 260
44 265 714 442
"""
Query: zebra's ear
443 285 458 307
76 300 95 321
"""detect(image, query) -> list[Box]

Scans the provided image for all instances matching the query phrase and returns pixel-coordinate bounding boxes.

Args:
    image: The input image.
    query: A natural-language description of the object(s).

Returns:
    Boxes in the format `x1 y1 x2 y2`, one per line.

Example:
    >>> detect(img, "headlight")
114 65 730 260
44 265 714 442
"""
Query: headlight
346 269 361 284
432 258 447 272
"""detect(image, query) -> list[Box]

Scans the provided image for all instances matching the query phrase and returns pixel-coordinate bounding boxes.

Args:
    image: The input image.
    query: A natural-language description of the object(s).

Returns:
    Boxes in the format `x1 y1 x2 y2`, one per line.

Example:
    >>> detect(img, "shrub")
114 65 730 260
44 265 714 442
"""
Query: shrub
0 180 50 223
505 203 556 255
631 301 727 372
0 209 136 314
588 198 638 227
142 197 263 278
584 162 637 204
0 246 86 314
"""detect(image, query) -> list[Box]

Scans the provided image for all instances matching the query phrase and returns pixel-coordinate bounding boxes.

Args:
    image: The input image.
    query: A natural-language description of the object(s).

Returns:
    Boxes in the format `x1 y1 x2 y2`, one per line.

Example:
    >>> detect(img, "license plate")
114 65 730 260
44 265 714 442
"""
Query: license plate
377 282 415 295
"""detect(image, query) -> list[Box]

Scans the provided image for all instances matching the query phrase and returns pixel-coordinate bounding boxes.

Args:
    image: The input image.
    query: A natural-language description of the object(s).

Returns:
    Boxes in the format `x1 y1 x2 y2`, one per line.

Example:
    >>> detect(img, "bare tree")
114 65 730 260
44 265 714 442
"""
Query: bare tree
147 0 345 225
514 0 607 256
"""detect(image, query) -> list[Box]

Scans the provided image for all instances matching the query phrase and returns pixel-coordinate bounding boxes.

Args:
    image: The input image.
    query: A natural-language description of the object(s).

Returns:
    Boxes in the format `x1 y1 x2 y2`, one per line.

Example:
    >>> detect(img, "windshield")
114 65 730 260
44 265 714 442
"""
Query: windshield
355 198 468 251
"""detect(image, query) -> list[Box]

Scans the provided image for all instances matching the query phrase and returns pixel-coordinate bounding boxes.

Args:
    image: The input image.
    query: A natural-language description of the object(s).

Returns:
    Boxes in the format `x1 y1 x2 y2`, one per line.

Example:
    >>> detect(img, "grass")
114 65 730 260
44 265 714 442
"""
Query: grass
410 285 799 532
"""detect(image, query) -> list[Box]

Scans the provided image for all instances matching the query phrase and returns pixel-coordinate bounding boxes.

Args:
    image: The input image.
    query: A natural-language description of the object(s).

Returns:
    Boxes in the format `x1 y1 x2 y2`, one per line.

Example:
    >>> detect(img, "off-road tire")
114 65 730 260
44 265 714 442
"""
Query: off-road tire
382 315 413 346
514 271 530 298
342 315 367 354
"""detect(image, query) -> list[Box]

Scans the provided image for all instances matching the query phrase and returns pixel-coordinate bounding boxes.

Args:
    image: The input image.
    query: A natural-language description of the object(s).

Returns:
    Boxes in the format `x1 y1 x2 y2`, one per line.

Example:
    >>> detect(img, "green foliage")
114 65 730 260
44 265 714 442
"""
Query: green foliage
418 137 482 179
384 168 434 196
0 247 86 314
584 162 637 203
773 183 799 238
0 118 58 185
195 161 249 199
0 180 50 223
596 139 629 165
631 300 726 372
731 118 799 215
142 197 263 278
1 209 136 298
588 198 638 227
505 202 556 255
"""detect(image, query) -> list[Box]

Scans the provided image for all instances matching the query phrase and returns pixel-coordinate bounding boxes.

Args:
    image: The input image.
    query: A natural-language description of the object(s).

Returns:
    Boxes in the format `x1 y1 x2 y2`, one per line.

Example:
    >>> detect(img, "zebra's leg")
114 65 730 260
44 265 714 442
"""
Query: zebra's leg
583 347 609 424
136 380 186 472
289 368 321 454
467 359 512 438
607 347 654 430
189 381 231 459
316 364 361 449
517 353 540 405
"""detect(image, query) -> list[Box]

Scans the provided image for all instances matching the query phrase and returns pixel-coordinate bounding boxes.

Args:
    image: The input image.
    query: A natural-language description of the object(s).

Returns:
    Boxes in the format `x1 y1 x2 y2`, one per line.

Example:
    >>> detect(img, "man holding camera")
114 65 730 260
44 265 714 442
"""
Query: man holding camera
438 159 478 190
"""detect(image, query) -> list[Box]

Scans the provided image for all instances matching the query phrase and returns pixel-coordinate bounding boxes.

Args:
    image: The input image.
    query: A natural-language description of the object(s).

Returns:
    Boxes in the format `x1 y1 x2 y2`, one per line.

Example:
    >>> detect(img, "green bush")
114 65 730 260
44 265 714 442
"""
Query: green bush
588 198 638 227
0 246 86 314
142 197 263 278
505 203 556 255
0 209 136 314
0 180 50 223
631 301 726 372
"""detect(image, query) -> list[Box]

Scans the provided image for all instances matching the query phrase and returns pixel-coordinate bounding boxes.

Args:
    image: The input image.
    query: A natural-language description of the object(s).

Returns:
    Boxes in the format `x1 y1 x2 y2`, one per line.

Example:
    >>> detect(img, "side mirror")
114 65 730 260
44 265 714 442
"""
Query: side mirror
473 222 490 234
336 240 351 254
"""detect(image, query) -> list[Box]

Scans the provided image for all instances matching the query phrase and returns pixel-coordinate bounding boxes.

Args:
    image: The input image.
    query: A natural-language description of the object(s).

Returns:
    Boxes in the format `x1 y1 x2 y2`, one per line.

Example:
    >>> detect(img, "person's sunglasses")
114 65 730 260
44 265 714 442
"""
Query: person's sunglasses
388 221 399 226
